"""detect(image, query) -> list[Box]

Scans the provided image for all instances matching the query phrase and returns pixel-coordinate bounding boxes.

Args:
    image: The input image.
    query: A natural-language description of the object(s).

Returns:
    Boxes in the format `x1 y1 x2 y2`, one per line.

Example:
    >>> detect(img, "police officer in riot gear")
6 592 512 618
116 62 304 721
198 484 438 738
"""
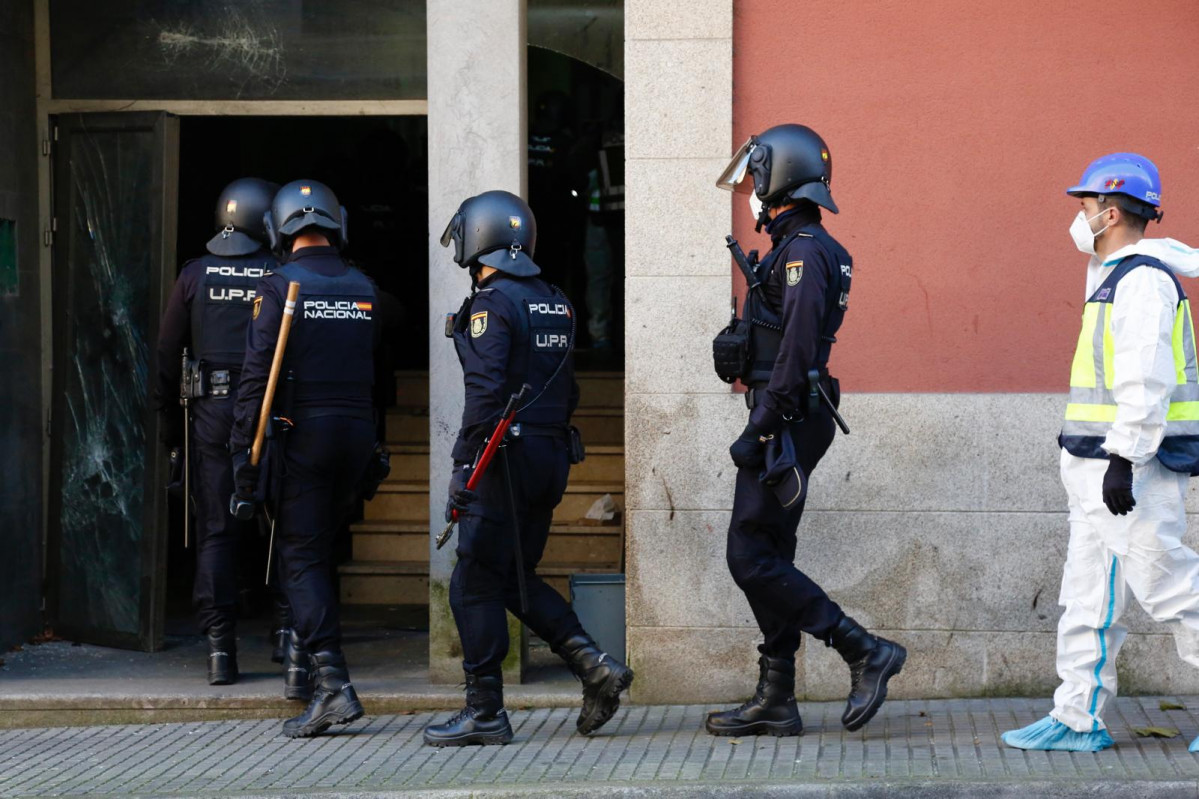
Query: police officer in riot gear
231 179 382 738
423 190 633 747
708 125 906 737
154 177 283 686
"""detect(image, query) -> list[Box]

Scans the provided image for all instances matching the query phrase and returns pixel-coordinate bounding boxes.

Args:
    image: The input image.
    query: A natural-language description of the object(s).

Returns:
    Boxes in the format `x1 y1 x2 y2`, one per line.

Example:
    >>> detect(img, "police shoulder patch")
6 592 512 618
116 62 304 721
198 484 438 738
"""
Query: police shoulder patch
470 310 488 338
252 295 262 320
786 260 804 287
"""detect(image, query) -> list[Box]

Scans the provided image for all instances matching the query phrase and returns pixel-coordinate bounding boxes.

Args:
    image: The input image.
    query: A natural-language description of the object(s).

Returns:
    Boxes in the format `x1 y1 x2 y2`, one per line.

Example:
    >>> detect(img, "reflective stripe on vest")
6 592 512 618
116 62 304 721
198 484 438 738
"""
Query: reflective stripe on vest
1060 255 1199 474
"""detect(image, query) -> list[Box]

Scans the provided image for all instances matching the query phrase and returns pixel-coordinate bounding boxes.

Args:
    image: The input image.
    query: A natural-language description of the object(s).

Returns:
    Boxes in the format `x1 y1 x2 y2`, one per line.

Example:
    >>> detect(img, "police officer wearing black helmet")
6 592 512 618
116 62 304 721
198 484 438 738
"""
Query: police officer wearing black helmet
423 190 633 747
154 177 285 686
230 179 384 738
708 124 906 737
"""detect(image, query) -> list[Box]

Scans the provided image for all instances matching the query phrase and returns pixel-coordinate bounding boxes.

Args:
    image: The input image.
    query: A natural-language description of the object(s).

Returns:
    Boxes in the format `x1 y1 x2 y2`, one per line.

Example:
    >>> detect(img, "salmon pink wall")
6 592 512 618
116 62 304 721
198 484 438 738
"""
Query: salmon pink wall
733 0 1199 392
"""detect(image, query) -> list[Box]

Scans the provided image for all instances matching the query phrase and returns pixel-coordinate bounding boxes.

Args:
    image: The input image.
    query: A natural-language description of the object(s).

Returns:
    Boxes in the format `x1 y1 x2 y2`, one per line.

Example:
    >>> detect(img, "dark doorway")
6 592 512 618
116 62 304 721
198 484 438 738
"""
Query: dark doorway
165 115 428 626
527 47 624 368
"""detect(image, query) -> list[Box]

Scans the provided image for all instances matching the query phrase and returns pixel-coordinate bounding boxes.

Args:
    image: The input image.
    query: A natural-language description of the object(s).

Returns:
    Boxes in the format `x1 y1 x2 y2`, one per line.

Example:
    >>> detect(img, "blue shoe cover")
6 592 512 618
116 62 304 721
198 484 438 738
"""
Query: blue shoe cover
1189 735 1199 753
1001 716 1114 752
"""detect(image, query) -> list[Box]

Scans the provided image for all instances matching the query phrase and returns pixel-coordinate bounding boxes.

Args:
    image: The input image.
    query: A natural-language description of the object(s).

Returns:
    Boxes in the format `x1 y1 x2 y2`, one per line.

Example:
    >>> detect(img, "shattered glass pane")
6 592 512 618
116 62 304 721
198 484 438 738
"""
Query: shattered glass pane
55 127 155 636
51 1 427 101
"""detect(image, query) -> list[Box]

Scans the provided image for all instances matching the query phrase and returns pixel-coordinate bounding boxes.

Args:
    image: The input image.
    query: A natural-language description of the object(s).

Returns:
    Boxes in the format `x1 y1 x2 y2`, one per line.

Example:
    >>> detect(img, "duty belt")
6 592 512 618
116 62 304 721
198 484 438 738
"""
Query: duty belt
290 407 375 423
507 422 567 439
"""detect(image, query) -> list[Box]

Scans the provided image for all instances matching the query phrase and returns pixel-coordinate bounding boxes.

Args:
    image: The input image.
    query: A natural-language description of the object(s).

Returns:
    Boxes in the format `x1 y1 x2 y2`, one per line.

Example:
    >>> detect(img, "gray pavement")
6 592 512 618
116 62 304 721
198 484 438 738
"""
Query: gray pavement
5 697 1199 797
0 616 576 728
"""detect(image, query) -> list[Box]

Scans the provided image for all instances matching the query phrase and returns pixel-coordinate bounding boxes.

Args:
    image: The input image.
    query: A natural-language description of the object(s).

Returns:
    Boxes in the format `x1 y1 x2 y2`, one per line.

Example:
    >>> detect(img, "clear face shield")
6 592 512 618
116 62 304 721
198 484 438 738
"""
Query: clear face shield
715 137 759 193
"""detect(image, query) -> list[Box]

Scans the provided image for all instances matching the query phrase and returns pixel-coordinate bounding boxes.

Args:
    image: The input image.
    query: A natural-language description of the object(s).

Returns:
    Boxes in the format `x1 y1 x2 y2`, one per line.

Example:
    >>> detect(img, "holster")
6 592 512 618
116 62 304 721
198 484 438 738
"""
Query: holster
181 358 206 400
567 425 586 465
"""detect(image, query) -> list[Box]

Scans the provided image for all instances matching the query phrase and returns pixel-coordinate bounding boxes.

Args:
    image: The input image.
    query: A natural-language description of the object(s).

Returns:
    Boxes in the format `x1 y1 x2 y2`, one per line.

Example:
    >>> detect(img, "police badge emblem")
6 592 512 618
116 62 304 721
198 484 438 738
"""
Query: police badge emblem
786 260 803 286
252 295 262 320
470 311 488 338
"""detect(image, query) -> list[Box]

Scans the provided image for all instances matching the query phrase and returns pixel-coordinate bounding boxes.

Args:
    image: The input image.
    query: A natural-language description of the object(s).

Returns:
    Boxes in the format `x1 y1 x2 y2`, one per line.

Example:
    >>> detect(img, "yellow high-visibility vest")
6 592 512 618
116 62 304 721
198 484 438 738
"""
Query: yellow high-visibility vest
1060 255 1199 475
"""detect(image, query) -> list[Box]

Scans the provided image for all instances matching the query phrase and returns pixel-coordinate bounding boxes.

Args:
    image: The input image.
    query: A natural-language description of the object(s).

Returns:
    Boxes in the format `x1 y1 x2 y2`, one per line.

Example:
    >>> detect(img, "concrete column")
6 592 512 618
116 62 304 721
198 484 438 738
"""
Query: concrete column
623 1 737 702
426 0 527 684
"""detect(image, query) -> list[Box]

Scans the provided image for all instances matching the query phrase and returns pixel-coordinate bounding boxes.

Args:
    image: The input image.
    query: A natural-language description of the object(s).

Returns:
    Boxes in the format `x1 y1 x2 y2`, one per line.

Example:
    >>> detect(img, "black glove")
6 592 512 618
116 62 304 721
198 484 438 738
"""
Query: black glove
444 464 478 523
730 422 773 470
1102 455 1136 516
361 443 391 501
231 448 260 501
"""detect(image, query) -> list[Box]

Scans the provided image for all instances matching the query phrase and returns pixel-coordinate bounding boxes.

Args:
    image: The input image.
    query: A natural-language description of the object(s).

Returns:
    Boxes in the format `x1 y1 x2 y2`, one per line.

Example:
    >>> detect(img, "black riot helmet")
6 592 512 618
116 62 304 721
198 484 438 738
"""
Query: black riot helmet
206 177 279 257
439 190 539 277
717 124 838 223
264 179 348 257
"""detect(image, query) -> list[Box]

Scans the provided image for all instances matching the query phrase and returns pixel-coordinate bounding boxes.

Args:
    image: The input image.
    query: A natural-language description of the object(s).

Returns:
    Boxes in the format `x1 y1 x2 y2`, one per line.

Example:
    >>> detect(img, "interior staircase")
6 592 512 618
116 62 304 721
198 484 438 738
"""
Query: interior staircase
338 370 625 609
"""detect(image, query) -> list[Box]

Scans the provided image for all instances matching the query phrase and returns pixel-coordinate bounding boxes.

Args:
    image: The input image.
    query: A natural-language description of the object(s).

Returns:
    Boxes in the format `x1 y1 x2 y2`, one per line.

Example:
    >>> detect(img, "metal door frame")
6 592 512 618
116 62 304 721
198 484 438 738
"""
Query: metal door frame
33 0 429 632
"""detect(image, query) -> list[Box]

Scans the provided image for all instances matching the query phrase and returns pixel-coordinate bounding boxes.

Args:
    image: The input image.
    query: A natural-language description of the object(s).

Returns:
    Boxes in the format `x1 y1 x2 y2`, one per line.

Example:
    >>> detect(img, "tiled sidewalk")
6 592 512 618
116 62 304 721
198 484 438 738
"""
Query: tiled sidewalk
4 697 1199 797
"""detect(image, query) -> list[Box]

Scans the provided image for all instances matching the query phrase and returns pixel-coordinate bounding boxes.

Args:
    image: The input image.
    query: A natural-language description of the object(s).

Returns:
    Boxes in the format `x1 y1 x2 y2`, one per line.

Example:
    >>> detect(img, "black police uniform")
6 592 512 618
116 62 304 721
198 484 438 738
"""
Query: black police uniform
727 204 850 657
155 248 277 633
448 271 585 675
230 246 378 656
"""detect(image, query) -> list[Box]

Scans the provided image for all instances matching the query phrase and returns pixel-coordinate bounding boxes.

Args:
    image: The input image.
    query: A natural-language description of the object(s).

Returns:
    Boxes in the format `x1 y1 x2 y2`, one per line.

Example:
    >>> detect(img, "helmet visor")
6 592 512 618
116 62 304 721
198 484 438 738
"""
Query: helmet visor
715 138 757 193
439 212 464 264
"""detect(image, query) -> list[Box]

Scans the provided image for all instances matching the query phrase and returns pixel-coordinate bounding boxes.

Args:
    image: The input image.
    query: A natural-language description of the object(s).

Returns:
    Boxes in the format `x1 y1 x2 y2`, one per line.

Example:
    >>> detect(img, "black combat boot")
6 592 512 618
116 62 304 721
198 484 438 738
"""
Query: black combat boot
206 620 238 686
557 634 635 735
283 629 312 701
281 651 364 738
423 674 514 747
705 655 802 737
827 615 906 731
270 595 291 664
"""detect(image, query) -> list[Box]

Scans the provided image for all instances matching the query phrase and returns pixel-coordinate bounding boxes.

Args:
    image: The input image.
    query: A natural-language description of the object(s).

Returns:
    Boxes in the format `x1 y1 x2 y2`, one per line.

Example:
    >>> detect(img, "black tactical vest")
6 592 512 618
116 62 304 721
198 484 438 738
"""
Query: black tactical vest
190 251 276 367
274 262 376 412
456 276 574 426
744 224 852 385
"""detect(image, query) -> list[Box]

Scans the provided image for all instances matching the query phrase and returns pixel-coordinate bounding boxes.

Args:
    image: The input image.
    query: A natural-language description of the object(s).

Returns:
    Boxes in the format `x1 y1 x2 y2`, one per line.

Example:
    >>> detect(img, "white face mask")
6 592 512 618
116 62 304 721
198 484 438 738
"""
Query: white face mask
748 193 763 220
1069 209 1111 255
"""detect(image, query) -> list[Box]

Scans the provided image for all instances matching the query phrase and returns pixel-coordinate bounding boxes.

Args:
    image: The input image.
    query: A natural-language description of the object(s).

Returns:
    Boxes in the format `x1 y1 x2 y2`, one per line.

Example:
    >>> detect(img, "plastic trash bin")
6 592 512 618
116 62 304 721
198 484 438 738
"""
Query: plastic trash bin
569 573 625 664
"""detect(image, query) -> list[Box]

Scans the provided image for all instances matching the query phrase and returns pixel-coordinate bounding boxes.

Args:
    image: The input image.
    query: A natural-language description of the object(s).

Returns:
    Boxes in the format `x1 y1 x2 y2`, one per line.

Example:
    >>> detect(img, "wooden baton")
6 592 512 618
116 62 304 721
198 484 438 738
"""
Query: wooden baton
251 281 301 466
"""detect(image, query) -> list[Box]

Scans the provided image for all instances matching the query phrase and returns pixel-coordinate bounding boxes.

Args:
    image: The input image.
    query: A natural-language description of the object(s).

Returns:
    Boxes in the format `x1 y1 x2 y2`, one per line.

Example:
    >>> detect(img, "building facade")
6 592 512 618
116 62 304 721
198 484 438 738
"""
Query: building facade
3 0 1199 703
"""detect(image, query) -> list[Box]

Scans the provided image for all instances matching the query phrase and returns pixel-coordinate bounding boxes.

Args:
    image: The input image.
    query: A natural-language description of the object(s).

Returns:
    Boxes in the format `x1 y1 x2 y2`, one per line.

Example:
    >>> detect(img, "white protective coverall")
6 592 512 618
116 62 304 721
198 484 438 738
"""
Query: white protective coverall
1054 238 1199 733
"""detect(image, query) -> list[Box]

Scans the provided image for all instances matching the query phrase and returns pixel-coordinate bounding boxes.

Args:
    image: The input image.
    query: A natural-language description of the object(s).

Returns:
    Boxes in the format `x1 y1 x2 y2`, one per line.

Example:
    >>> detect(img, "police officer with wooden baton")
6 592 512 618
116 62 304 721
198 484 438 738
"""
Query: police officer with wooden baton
230 180 387 738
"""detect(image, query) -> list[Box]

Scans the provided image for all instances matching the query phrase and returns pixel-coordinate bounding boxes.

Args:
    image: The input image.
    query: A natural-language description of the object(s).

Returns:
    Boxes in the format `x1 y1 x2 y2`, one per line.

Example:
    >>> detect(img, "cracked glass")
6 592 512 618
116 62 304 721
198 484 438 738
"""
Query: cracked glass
54 126 156 637
50 1 427 100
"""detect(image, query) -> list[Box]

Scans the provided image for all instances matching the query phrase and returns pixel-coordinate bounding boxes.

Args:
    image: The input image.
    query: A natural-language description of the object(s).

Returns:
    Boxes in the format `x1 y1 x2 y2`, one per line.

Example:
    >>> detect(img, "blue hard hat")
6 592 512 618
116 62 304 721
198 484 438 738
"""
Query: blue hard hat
1066 152 1163 220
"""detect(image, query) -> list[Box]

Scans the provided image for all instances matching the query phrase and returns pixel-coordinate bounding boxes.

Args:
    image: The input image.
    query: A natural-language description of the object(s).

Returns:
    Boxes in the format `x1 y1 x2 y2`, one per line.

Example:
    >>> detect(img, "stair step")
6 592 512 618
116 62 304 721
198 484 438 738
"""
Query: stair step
571 444 623 482
385 408 431 445
386 444 430 481
338 560 616 605
361 481 624 524
393 370 624 410
350 521 624 564
339 560 429 605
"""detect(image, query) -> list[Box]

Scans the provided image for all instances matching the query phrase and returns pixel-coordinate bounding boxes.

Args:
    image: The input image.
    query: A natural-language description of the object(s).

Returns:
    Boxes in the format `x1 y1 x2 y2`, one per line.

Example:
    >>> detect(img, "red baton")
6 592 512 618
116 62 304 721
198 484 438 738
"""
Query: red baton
436 383 531 549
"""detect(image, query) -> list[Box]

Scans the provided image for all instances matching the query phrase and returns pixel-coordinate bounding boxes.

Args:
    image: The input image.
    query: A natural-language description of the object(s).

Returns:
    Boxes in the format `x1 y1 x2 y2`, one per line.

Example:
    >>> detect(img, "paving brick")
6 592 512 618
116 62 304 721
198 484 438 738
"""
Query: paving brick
4 697 1199 796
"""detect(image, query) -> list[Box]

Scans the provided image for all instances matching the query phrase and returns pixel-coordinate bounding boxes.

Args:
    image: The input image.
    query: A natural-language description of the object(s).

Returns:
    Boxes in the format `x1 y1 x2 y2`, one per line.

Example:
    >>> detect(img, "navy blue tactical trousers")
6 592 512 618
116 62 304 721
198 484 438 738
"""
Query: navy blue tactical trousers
276 415 375 653
726 405 843 659
191 395 241 633
450 435 586 676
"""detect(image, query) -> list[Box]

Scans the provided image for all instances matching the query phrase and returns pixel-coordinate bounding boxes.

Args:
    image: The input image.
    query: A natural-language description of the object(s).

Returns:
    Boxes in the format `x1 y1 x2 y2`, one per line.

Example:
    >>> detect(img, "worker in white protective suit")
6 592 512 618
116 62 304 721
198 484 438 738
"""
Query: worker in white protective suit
1003 153 1199 753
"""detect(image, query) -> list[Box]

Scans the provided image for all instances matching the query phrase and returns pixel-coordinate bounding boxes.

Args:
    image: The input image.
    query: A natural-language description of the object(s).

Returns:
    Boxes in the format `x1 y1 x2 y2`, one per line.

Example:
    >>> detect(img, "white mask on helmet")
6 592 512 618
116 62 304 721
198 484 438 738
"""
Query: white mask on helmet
1069 208 1112 256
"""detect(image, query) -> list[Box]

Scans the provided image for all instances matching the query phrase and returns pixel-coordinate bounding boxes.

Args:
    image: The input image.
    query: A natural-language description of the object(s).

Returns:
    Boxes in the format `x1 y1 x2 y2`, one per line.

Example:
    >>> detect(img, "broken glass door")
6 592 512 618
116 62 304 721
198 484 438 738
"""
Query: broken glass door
47 112 179 651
